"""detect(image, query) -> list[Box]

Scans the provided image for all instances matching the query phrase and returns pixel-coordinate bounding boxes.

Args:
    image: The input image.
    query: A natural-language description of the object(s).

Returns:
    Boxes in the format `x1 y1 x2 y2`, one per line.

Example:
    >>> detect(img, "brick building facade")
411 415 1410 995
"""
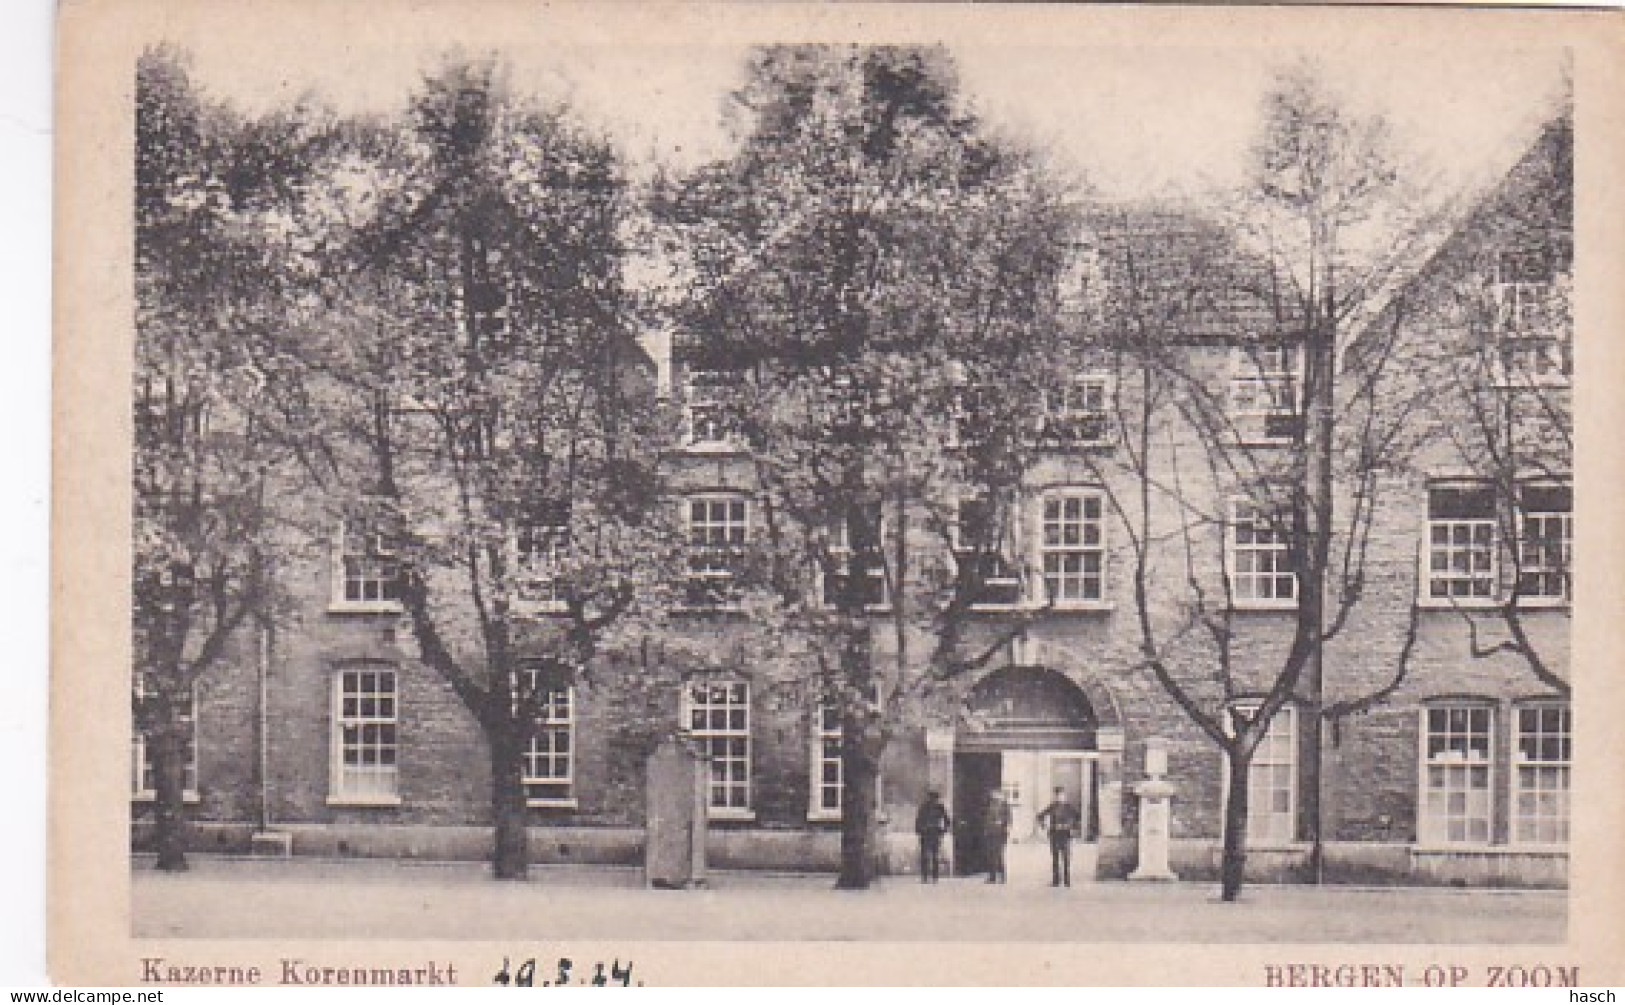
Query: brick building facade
134 113 1572 887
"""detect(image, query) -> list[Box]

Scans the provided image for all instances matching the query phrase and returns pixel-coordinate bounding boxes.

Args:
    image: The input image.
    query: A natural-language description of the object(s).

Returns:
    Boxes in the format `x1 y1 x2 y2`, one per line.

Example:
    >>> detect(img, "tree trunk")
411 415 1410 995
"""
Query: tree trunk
1219 746 1252 902
835 723 882 890
489 724 530 881
151 721 190 872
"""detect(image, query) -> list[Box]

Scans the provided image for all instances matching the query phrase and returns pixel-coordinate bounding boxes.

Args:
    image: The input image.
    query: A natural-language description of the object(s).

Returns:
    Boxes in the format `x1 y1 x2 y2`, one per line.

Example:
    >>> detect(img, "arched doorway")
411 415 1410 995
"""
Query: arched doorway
952 666 1099 879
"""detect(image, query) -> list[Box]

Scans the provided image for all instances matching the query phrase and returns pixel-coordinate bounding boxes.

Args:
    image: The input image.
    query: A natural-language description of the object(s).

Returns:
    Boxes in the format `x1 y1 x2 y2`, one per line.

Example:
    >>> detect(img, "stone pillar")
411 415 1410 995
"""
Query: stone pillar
1095 727 1125 839
1128 737 1178 882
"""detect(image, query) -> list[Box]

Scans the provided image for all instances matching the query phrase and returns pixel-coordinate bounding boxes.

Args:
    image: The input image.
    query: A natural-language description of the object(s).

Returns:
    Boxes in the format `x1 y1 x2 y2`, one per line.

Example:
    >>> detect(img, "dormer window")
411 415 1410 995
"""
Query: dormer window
1230 342 1303 443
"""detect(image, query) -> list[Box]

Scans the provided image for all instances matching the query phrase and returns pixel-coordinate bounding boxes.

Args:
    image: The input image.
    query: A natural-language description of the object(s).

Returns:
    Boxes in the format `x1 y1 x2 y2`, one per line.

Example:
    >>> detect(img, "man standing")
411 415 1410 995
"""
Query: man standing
914 789 951 883
983 790 1012 884
1036 786 1082 887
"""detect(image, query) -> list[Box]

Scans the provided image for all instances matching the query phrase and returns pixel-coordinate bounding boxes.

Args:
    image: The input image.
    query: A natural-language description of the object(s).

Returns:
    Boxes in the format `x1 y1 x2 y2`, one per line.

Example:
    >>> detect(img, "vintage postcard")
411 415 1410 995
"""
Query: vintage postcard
51 0 1625 987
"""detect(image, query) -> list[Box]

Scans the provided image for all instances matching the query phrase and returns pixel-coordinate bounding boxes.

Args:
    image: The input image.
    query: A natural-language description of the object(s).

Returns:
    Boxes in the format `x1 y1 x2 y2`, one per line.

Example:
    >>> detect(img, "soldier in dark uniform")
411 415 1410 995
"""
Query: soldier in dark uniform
1036 786 1082 887
914 788 950 883
983 790 1012 884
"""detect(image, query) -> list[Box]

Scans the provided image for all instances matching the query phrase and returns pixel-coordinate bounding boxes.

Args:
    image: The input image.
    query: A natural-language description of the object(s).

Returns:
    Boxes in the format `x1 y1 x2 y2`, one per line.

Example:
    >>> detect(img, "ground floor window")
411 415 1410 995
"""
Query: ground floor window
685 679 751 815
521 679 574 806
1230 704 1296 845
1513 704 1570 845
811 701 842 820
132 675 198 800
1420 704 1493 845
332 666 399 803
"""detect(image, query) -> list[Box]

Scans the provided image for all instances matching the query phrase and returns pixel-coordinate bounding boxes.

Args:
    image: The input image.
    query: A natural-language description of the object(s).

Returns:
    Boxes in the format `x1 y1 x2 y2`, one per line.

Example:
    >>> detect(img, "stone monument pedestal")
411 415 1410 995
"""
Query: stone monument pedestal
1128 737 1179 882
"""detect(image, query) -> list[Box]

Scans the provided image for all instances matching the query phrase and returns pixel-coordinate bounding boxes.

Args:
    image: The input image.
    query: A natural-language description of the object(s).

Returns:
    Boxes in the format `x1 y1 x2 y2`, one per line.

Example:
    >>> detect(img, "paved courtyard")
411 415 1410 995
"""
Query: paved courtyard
131 856 1566 943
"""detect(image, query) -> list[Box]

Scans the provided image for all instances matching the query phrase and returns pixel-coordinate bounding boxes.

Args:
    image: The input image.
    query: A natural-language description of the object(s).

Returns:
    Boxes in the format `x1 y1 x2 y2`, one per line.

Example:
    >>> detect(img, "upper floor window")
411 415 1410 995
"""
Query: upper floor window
686 495 748 608
1041 373 1113 447
1425 484 1497 603
1517 483 1572 603
823 506 888 610
514 504 570 612
1230 343 1303 442
1513 703 1570 846
1228 499 1297 608
132 675 198 801
1420 704 1493 846
1038 491 1106 606
333 519 402 612
953 496 1023 607
683 368 744 449
330 666 399 804
520 668 575 806
684 679 751 817
1491 249 1570 385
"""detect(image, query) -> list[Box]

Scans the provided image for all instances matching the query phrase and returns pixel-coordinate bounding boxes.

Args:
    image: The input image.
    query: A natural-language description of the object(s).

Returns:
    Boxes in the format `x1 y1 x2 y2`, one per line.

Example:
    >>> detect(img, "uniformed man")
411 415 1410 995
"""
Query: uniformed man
914 788 951 883
983 790 1012 884
1035 786 1082 887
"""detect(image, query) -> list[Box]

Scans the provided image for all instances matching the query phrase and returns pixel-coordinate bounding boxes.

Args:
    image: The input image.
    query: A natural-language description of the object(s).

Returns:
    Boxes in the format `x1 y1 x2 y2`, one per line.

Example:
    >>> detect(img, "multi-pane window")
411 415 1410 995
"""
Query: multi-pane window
132 676 198 799
1492 249 1570 384
683 368 743 448
823 507 888 609
1426 484 1497 601
515 512 570 611
1042 374 1113 446
336 521 401 609
1040 492 1106 605
1518 484 1572 602
332 667 399 802
1230 343 1302 439
953 497 1022 606
686 496 748 607
685 680 751 814
1228 499 1297 606
1514 704 1571 845
1230 705 1295 845
812 702 843 820
1421 705 1493 845
520 672 574 805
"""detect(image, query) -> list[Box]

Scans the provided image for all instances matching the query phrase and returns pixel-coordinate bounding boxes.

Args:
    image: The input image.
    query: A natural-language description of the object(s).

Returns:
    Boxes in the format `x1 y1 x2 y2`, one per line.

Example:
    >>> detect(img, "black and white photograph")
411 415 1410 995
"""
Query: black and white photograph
49 0 1625 987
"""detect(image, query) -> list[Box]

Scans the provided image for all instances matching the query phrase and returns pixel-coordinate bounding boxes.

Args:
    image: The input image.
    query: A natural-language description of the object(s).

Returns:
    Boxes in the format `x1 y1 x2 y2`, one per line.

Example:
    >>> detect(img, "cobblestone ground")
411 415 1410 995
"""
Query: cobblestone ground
131 856 1565 944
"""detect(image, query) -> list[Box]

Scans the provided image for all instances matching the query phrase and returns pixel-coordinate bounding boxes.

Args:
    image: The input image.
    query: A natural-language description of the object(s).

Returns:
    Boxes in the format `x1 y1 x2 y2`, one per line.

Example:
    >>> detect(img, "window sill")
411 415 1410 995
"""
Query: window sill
680 441 749 456
706 809 756 823
526 798 579 810
1411 844 1567 856
1415 597 1503 611
326 602 404 616
1513 597 1571 611
1230 601 1300 613
807 809 843 824
512 601 571 617
133 792 200 804
326 795 403 808
1046 600 1116 613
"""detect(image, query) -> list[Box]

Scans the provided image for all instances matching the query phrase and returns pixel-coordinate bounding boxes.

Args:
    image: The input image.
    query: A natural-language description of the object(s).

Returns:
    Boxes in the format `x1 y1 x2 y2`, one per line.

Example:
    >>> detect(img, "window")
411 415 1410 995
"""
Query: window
1228 705 1295 845
1230 343 1302 441
686 495 748 607
331 666 399 803
1228 499 1297 607
1039 491 1106 605
520 672 574 806
1420 705 1493 845
823 506 888 609
1492 250 1570 385
953 497 1023 607
683 368 743 448
1513 704 1571 845
334 521 401 610
811 701 843 821
132 676 198 800
1517 484 1572 603
515 508 570 611
1042 374 1113 447
684 680 751 815
1425 484 1497 602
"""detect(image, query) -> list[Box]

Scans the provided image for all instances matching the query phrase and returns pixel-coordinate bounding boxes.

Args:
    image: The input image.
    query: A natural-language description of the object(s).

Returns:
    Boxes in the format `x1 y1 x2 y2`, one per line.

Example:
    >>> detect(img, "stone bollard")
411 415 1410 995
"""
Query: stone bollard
1128 737 1178 882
